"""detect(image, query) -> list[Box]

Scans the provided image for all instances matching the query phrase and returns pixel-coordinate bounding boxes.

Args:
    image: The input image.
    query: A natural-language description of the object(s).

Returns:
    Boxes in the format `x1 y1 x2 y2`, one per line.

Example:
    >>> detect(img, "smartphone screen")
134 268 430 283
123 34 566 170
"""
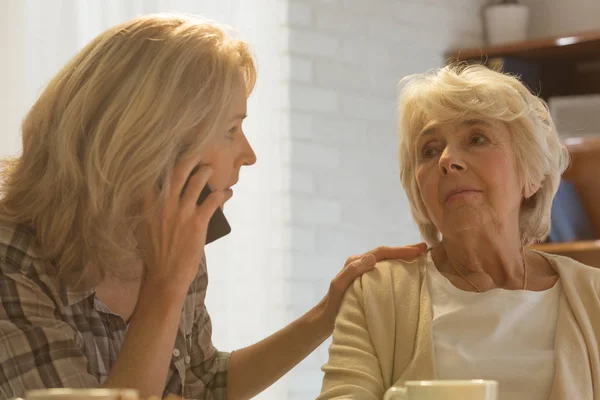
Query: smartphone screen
183 166 232 244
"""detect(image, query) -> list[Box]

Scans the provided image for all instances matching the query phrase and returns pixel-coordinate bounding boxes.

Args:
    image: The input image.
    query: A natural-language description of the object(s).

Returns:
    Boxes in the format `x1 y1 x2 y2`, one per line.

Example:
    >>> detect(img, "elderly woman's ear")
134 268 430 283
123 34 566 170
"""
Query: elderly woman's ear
523 180 542 200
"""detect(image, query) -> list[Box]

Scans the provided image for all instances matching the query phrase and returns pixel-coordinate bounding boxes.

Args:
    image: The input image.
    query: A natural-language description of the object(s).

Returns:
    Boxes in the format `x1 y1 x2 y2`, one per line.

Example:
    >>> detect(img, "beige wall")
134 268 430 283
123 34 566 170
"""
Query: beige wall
522 0 600 38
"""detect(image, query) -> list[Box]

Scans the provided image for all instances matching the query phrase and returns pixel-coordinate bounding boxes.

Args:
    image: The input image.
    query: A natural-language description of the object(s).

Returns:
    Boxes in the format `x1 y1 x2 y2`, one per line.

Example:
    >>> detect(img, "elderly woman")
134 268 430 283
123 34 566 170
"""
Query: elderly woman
318 64 600 400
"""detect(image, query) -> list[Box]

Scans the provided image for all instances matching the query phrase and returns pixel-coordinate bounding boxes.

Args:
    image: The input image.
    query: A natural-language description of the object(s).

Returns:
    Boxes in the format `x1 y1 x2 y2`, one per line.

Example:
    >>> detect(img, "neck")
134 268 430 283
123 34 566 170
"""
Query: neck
436 222 525 288
95 259 144 322
104 258 145 282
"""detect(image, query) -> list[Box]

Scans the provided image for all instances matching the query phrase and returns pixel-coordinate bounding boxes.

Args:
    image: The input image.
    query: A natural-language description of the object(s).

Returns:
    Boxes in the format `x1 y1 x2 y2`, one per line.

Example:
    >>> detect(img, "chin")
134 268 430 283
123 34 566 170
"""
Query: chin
442 209 489 233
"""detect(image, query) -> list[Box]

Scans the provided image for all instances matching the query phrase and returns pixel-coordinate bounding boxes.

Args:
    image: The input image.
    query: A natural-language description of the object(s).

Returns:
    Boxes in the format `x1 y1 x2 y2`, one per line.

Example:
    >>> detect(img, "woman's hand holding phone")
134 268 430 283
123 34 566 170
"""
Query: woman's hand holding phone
137 156 232 296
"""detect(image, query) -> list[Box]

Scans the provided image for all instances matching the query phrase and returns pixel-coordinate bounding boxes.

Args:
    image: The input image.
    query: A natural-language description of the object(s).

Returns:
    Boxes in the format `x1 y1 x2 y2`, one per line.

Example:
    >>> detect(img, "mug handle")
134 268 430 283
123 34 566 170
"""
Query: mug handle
383 387 407 400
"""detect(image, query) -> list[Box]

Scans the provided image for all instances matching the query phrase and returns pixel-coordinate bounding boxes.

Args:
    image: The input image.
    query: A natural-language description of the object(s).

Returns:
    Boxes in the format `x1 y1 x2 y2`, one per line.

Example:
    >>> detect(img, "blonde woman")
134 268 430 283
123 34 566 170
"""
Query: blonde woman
0 14 426 400
318 65 600 400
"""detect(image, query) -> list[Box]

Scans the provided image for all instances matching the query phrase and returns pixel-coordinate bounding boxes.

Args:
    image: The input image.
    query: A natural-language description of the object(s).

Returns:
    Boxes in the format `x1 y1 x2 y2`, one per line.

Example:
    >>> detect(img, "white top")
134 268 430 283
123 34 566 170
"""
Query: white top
426 252 562 400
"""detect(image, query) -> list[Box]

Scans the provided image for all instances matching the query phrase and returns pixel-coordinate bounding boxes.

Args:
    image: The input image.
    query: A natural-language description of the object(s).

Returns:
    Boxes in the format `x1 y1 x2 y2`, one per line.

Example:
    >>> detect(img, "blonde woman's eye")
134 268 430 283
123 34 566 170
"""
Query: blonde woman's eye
227 127 237 139
422 147 438 159
470 134 487 145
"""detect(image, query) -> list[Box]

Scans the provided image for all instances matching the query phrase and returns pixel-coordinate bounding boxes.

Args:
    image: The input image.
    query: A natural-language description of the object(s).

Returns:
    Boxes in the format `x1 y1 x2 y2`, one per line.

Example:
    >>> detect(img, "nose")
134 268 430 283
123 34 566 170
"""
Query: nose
439 146 465 175
240 133 257 167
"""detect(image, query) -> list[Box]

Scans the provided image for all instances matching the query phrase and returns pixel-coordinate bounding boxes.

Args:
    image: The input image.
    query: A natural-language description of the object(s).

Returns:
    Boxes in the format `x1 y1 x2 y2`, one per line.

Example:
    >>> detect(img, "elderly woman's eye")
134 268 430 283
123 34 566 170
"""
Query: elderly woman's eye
470 134 487 145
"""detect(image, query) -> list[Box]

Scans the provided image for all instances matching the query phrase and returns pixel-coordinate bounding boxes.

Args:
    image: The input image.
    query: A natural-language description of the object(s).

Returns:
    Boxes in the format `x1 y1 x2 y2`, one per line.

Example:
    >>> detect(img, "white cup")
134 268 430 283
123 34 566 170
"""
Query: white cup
383 380 498 400
24 388 139 400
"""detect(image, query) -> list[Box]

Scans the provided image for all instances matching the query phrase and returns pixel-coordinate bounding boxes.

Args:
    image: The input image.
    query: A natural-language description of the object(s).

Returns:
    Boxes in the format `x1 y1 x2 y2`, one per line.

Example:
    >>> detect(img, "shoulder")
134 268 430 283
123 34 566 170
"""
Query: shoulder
336 254 427 361
0 220 63 307
536 251 600 296
350 253 427 306
360 253 426 286
538 251 600 279
0 220 43 274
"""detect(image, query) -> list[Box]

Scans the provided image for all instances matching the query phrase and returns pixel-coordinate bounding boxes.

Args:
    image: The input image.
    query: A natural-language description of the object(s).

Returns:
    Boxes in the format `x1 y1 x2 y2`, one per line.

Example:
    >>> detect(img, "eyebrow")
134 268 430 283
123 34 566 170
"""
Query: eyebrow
419 124 439 137
419 118 492 137
462 119 492 127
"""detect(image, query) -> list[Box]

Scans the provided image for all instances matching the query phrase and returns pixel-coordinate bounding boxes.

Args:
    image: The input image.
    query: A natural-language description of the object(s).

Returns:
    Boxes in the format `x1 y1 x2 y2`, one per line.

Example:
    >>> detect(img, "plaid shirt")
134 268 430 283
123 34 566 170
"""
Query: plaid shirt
0 222 229 399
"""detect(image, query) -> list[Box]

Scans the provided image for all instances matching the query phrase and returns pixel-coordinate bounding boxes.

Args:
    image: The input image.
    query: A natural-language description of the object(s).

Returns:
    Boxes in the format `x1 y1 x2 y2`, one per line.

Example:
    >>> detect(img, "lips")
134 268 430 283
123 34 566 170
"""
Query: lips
444 188 482 202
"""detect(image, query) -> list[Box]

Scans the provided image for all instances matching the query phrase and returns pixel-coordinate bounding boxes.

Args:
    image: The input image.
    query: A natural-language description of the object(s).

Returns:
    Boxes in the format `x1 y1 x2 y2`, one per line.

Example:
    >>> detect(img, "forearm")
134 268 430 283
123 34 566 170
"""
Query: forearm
226 299 331 400
102 279 186 398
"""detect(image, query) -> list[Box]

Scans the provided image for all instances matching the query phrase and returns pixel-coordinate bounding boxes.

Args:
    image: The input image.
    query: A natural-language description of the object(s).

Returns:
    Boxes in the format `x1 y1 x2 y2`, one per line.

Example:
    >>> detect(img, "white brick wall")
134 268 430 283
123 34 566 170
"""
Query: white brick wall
289 84 339 113
283 1 488 399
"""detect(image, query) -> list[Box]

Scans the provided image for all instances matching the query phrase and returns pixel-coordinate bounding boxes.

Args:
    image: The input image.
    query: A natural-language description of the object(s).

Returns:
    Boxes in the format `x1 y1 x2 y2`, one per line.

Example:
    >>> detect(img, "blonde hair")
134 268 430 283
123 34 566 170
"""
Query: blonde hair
0 13 256 288
398 64 569 246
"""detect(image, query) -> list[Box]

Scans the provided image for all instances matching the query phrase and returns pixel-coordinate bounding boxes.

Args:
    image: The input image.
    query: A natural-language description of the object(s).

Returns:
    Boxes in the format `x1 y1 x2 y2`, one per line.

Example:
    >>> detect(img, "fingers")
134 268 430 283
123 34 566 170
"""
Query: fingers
180 165 212 211
344 254 362 267
170 154 204 203
140 157 203 219
369 243 427 262
411 242 428 251
333 254 377 294
195 189 229 227
332 243 428 305
344 242 427 267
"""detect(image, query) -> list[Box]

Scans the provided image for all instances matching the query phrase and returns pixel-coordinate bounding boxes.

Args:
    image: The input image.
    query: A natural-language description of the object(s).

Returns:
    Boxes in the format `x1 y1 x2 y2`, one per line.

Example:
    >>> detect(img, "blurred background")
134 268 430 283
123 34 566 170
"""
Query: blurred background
1 1 599 399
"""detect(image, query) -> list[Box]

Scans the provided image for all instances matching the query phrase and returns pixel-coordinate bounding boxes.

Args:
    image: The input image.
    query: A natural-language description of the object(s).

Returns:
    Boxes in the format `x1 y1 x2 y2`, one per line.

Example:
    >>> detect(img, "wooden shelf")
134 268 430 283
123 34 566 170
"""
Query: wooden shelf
562 136 600 154
532 240 600 254
447 30 600 62
532 240 600 268
445 30 600 100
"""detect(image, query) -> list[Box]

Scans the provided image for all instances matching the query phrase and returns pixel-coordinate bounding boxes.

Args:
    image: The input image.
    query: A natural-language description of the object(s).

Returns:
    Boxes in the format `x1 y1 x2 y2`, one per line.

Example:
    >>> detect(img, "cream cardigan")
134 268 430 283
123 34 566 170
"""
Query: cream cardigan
318 252 600 399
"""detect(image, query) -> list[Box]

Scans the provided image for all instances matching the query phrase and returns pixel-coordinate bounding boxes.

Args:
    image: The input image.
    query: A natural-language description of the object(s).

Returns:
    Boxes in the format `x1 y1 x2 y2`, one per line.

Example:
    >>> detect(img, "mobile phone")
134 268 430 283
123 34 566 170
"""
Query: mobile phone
183 166 232 244
197 184 232 244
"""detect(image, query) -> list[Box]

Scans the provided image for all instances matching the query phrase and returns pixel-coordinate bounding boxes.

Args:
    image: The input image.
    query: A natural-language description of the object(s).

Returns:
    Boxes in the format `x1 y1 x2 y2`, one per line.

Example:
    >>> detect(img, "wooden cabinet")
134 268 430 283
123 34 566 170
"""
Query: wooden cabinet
446 32 600 266
533 137 600 266
446 31 600 100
